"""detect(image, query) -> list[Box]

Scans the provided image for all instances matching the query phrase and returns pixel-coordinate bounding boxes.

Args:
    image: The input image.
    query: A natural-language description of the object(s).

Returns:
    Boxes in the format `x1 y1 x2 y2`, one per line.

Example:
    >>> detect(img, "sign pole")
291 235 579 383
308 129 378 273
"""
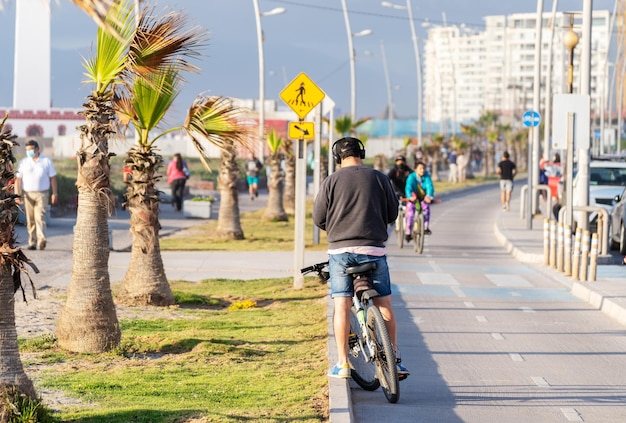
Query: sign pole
527 126 533 230
293 128 306 289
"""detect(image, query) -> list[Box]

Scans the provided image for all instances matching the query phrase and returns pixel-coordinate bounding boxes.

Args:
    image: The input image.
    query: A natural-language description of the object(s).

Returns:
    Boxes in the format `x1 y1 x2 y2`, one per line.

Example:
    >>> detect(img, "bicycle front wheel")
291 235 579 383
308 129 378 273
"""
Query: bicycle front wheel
395 209 404 248
367 305 399 403
348 307 380 391
413 212 425 254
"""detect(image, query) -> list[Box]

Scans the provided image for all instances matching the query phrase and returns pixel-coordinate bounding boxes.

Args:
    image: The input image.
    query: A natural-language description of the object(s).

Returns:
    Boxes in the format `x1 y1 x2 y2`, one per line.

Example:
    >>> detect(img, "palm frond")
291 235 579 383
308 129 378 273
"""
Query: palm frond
127 6 206 79
82 0 136 94
131 68 180 143
184 96 254 170
266 129 283 154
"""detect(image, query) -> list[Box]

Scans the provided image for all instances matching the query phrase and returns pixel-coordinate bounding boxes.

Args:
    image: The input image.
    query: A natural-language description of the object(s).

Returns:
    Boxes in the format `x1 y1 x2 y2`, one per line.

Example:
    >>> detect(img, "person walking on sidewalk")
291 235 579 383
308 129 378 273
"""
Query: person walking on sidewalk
166 153 190 212
497 151 517 211
15 140 58 250
405 161 434 241
313 136 409 380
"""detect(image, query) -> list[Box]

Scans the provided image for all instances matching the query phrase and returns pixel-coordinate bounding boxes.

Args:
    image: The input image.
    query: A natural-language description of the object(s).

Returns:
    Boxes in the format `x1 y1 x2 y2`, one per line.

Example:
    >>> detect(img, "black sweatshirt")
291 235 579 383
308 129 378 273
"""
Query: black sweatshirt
313 165 399 249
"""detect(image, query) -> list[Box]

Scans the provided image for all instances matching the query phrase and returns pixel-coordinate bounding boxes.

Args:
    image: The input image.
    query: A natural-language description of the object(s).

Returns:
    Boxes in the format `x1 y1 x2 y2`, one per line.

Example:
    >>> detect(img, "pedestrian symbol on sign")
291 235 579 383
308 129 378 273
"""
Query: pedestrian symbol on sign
280 73 325 120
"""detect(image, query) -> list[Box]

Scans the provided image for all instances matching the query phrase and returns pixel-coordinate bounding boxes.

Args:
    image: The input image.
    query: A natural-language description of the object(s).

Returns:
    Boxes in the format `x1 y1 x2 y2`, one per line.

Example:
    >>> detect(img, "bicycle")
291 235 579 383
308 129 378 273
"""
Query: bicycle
412 208 425 254
402 198 425 254
301 261 400 403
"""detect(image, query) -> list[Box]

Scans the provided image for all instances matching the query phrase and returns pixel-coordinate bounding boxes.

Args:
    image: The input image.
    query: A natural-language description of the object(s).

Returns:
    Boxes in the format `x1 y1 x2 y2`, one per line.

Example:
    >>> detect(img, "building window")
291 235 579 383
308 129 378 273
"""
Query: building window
58 125 66 136
26 124 43 137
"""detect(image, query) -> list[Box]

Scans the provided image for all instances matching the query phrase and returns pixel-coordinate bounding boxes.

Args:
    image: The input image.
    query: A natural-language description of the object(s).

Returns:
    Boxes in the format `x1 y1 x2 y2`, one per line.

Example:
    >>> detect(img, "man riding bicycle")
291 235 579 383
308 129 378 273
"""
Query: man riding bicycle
313 137 410 380
405 161 434 242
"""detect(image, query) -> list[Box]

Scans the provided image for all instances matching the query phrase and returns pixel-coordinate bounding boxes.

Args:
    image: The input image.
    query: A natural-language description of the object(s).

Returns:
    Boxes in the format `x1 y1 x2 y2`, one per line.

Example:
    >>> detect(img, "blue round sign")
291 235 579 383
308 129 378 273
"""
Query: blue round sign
522 110 541 128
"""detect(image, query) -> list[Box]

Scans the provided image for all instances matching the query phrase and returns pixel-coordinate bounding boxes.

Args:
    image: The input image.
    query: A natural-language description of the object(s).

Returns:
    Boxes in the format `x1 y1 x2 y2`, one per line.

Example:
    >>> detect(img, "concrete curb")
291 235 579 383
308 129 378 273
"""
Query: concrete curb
327 295 354 423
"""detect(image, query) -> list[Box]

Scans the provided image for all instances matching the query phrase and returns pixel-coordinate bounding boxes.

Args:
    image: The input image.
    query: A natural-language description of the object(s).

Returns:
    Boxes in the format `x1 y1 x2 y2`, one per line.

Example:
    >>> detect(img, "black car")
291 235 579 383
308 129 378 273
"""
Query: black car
609 186 626 254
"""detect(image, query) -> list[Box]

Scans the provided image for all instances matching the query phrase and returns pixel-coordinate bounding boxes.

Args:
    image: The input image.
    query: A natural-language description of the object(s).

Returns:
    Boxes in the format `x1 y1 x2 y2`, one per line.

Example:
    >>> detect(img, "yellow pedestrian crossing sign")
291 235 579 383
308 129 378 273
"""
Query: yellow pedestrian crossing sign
288 122 315 140
280 72 325 119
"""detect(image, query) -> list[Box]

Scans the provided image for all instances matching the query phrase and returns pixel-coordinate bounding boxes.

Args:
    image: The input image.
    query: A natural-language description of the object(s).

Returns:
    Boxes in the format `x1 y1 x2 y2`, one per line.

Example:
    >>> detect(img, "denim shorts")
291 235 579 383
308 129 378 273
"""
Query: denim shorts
328 253 392 298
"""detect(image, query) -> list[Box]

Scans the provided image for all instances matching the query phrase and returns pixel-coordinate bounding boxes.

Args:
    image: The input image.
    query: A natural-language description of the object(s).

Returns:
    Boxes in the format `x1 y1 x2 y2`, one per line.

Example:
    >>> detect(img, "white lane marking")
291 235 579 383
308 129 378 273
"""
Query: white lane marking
464 301 475 308
520 307 536 313
451 286 466 298
532 376 550 387
491 333 504 340
476 315 488 323
561 408 583 422
486 274 532 287
418 272 459 285
509 353 524 362
428 260 442 273
412 316 424 324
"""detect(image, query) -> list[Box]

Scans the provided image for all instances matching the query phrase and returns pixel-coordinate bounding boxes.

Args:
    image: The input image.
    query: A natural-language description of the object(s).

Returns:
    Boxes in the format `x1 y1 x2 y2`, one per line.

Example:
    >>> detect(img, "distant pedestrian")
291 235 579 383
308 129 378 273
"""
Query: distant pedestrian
447 149 458 183
246 155 263 200
166 153 190 212
457 150 468 183
387 155 412 198
496 151 517 211
15 140 58 250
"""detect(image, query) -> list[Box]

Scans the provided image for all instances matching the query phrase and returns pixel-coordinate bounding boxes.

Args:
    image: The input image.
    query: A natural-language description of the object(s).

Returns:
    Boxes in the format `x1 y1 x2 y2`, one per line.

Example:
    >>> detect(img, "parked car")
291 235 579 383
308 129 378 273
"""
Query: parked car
609 186 626 254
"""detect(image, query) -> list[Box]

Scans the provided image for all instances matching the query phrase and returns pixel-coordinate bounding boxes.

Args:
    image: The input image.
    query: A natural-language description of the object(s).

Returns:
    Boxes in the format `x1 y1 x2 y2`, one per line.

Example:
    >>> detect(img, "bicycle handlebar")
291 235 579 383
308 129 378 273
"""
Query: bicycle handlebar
300 261 330 281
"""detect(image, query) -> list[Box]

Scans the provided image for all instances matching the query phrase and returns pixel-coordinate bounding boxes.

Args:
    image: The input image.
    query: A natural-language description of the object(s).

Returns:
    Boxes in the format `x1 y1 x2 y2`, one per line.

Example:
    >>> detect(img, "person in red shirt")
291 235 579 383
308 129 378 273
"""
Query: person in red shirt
166 153 190 211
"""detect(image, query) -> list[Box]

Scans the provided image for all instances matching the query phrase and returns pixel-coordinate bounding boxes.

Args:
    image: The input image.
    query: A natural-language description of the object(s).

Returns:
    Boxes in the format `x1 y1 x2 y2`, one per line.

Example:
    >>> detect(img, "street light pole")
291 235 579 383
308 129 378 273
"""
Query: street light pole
382 1 422 147
253 0 285 159
380 40 393 145
341 0 371 121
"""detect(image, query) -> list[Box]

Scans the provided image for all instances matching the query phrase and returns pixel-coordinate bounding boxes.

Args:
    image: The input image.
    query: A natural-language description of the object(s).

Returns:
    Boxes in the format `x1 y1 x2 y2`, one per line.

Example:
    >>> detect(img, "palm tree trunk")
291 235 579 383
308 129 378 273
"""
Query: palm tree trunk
57 190 121 353
217 145 244 239
283 139 295 214
117 146 174 307
262 155 287 221
0 266 36 399
57 94 120 353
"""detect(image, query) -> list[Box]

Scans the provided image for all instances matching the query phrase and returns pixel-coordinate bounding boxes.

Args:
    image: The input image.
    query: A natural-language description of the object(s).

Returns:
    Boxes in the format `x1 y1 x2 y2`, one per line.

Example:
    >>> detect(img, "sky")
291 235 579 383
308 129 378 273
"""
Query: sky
0 0 617 125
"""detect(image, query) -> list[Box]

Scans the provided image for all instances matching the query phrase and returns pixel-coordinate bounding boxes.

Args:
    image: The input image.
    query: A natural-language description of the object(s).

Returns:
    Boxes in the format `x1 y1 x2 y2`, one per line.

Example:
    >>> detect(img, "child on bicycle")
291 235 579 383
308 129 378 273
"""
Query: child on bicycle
313 136 410 380
404 161 434 242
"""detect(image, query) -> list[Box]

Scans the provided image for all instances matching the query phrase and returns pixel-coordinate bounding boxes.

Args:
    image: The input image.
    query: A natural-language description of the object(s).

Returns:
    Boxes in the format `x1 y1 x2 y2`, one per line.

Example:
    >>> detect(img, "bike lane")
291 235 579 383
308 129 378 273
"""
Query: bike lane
350 185 626 423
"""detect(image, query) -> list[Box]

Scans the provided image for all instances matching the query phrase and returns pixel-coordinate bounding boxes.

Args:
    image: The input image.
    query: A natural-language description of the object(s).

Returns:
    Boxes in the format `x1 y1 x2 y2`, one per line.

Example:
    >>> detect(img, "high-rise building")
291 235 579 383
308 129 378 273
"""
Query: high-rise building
423 10 611 131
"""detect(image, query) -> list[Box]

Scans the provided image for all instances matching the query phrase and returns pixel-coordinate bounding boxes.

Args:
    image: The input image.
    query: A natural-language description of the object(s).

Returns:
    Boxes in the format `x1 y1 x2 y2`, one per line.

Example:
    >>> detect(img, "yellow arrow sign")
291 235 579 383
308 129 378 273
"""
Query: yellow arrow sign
280 72 325 119
288 122 315 140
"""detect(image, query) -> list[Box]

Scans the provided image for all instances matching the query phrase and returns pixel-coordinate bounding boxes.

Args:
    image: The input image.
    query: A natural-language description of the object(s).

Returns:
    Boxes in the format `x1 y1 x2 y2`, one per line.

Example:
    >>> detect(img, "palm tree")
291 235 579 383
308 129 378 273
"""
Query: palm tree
56 1 136 353
113 13 251 303
216 134 246 239
262 130 287 222
0 115 37 401
334 114 369 136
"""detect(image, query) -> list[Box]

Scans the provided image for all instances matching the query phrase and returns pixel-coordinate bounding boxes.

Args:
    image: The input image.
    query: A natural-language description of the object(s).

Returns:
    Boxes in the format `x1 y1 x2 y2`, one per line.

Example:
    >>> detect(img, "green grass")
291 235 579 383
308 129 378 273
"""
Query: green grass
20 278 329 422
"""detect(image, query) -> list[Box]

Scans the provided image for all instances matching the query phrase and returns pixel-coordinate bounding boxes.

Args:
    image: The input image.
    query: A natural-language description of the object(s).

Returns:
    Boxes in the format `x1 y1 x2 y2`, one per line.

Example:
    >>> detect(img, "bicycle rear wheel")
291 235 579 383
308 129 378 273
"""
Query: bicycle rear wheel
348 307 380 391
413 212 425 254
366 305 399 403
395 208 404 248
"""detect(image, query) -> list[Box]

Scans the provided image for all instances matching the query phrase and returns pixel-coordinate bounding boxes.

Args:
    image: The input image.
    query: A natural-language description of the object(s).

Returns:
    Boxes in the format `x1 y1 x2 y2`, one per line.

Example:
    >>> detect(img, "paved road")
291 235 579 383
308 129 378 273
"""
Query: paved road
349 185 626 422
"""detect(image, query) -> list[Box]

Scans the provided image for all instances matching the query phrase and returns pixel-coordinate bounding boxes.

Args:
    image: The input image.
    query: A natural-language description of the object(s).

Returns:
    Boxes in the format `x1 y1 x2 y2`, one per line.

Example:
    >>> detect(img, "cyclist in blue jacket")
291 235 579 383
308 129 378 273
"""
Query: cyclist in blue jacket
405 161 434 242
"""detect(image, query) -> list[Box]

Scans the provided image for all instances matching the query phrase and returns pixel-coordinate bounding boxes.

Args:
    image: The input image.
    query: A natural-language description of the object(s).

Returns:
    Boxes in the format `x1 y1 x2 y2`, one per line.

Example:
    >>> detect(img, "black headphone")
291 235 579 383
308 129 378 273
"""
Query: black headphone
332 137 366 164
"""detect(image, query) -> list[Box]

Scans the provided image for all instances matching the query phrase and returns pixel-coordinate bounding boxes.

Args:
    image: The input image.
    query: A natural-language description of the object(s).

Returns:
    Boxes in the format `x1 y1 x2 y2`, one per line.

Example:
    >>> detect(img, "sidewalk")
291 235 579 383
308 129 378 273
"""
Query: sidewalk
494 194 626 327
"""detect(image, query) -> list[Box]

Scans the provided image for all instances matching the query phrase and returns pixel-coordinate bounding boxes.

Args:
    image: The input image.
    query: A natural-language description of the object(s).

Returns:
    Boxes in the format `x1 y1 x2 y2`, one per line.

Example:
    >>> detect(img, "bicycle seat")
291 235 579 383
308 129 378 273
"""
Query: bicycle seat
345 262 377 276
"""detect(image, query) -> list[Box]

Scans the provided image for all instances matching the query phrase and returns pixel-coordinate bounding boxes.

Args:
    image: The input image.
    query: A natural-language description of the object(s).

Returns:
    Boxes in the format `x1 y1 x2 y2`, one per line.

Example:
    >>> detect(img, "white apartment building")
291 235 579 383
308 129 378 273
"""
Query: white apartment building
423 10 611 132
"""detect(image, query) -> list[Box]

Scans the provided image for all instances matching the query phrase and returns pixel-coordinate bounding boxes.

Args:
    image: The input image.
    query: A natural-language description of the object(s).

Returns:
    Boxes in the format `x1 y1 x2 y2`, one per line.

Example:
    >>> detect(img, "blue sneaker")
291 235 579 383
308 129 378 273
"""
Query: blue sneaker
328 363 351 379
397 363 410 380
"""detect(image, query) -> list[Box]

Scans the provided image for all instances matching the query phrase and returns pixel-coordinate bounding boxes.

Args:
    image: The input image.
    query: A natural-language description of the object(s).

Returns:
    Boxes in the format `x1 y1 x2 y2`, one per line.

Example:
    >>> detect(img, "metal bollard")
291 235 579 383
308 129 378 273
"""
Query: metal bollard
564 225 572 276
556 222 564 272
588 233 598 282
572 227 582 281
580 230 590 282
549 220 557 268
543 219 550 264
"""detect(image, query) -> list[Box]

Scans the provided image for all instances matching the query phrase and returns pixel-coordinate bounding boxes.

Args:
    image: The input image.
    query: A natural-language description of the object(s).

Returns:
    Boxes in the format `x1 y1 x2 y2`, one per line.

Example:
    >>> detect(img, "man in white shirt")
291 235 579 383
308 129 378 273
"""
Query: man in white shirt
15 140 58 250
